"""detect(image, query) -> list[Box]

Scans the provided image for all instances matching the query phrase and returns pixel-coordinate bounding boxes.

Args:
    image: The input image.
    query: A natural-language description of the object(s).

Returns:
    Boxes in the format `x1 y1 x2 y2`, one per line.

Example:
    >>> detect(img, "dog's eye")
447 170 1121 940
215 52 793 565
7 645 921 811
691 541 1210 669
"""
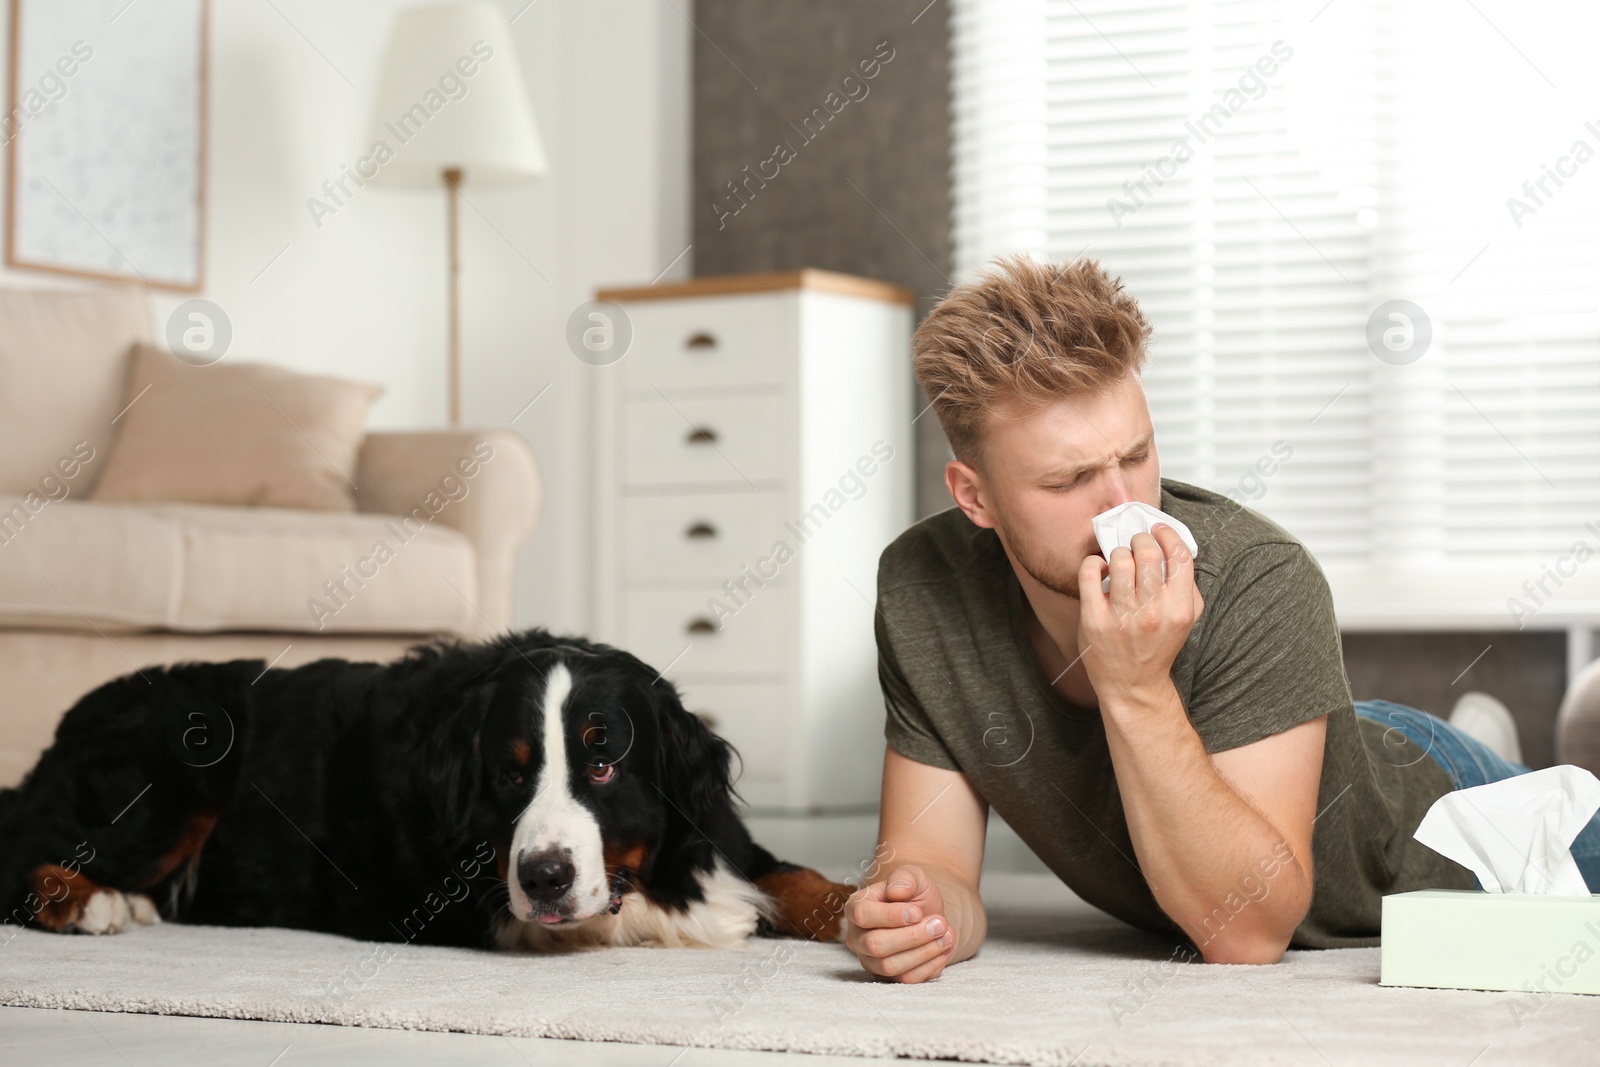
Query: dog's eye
587 762 616 785
503 768 526 788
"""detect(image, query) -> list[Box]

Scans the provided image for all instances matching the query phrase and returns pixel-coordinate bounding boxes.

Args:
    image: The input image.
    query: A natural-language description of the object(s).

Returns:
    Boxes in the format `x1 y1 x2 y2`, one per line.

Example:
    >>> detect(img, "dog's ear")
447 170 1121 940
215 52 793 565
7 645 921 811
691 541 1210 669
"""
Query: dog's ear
650 680 740 828
423 680 495 844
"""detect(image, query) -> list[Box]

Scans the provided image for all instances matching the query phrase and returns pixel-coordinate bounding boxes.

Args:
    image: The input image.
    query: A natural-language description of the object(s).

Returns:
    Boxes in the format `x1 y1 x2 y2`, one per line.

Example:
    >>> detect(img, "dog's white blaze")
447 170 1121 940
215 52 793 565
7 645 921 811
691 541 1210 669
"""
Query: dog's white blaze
505 662 610 920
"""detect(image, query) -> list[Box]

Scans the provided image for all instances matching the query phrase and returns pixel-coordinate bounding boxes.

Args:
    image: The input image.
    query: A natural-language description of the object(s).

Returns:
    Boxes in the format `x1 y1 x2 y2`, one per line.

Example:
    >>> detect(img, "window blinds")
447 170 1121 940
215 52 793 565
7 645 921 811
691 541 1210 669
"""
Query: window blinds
950 0 1600 611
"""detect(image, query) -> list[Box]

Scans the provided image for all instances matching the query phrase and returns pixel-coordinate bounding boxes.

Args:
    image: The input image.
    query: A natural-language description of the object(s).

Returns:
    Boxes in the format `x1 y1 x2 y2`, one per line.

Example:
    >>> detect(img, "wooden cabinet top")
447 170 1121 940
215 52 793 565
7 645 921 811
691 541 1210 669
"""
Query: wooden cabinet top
597 268 916 308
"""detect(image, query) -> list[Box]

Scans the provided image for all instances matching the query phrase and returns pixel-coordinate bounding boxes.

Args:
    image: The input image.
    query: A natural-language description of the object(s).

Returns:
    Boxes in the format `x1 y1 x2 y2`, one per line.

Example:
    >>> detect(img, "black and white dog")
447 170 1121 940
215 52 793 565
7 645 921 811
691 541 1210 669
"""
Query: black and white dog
0 630 851 950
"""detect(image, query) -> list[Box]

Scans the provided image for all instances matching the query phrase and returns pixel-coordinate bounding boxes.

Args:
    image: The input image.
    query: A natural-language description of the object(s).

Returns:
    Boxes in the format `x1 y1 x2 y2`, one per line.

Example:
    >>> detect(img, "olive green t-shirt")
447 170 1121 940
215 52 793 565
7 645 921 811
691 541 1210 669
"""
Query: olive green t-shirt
876 477 1474 950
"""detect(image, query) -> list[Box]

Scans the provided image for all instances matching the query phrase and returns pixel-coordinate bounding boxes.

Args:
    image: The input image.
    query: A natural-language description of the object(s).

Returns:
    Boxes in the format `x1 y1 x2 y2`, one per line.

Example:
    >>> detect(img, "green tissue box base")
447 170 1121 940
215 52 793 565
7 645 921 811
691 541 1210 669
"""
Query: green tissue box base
1381 889 1600 996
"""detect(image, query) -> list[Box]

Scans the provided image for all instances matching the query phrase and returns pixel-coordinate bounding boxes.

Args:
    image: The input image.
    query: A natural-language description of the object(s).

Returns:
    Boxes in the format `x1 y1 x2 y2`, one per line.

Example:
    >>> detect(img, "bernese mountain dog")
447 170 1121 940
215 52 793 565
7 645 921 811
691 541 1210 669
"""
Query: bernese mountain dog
0 630 853 951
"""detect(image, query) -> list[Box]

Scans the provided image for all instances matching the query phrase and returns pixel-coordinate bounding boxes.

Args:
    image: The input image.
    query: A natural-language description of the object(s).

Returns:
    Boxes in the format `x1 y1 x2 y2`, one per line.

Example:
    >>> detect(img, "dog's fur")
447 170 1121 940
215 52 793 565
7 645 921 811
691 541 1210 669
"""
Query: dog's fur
0 630 853 949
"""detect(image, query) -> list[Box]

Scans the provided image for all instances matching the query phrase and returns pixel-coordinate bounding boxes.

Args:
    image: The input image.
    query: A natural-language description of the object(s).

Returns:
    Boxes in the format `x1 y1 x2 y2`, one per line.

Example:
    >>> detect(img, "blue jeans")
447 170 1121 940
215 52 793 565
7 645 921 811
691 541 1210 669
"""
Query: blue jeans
1353 699 1600 892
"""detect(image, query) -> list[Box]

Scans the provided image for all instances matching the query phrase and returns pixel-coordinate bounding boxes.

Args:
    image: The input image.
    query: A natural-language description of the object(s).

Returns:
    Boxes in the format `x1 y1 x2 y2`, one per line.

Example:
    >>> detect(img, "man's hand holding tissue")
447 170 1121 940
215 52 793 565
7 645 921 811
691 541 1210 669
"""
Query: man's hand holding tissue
1077 522 1204 708
1075 521 1319 964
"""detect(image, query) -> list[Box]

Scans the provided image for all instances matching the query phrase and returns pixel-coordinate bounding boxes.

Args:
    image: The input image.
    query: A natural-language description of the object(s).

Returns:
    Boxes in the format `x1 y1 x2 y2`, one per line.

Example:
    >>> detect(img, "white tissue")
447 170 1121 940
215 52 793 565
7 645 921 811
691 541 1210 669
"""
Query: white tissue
1091 501 1200 594
1412 764 1600 896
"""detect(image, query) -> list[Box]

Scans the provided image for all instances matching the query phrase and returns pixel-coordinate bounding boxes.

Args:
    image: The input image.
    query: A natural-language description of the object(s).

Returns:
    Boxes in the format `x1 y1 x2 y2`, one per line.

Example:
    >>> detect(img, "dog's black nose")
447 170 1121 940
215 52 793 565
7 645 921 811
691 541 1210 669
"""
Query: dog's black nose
518 850 574 902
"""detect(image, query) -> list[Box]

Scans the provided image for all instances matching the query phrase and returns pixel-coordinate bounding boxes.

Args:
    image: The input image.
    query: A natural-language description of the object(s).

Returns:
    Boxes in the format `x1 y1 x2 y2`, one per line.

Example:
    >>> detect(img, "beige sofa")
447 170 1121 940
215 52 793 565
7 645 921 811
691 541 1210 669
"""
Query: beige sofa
0 286 543 787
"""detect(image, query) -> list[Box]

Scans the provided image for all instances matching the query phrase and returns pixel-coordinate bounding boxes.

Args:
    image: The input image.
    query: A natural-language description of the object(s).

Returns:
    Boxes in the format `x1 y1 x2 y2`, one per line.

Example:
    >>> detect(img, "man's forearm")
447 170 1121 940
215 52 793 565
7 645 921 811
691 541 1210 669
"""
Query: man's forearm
1098 681 1312 962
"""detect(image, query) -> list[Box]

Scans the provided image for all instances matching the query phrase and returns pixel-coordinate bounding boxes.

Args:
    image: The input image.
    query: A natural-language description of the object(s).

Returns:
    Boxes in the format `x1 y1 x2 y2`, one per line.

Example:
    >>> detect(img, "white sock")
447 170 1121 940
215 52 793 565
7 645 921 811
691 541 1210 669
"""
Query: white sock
1449 692 1523 765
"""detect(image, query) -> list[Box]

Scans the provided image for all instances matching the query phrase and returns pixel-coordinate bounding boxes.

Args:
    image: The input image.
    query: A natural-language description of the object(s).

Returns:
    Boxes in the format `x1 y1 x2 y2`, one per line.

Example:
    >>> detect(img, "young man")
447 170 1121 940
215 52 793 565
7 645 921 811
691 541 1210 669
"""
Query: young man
842 254 1585 984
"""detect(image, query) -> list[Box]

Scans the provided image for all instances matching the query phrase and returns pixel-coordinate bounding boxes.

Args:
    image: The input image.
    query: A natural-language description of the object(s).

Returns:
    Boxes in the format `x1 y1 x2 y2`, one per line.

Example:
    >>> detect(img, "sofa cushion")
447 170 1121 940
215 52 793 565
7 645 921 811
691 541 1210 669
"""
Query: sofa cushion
0 497 478 637
91 344 383 512
0 285 152 495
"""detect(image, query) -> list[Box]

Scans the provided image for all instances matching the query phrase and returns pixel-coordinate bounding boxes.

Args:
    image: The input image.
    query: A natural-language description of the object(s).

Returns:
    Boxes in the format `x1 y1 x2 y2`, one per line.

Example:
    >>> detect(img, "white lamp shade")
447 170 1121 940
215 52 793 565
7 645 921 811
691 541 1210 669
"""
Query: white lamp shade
366 2 547 187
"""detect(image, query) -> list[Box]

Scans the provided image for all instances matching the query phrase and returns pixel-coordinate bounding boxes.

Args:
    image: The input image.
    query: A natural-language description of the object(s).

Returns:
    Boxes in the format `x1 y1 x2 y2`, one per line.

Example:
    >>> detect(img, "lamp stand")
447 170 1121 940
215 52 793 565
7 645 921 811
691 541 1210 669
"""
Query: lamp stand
444 166 463 428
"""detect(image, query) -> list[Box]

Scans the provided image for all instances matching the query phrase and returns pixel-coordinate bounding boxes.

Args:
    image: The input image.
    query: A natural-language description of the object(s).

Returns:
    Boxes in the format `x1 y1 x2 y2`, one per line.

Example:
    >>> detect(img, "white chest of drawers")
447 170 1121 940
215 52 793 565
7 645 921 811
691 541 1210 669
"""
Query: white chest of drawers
591 270 915 813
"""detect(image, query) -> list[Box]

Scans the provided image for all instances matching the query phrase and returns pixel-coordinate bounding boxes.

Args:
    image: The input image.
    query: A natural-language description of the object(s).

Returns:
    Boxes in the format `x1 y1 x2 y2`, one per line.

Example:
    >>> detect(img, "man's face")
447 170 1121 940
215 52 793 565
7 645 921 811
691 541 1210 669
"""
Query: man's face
951 374 1162 598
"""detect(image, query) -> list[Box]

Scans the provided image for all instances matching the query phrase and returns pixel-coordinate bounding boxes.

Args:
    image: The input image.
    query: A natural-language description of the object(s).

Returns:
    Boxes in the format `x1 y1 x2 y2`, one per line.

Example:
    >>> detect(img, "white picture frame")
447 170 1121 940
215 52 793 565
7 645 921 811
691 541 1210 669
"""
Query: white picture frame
5 0 208 291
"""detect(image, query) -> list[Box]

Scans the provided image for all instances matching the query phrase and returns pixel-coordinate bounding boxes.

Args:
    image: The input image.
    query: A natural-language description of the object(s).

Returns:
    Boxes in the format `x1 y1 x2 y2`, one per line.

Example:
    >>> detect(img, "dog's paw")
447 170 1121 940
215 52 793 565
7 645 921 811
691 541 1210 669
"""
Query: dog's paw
68 890 135 935
127 893 161 926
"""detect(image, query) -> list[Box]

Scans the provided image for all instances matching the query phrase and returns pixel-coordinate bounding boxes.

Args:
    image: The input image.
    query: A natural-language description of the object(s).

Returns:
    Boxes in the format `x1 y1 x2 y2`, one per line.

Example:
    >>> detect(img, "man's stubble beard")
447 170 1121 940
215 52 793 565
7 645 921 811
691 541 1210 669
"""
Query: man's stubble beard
994 514 1088 600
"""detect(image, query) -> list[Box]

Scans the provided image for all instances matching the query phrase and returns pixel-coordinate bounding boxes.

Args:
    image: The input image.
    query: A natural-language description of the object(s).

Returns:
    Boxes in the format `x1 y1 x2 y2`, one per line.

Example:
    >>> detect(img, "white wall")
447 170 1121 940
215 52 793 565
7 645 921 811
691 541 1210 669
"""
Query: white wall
471 0 693 637
0 0 691 636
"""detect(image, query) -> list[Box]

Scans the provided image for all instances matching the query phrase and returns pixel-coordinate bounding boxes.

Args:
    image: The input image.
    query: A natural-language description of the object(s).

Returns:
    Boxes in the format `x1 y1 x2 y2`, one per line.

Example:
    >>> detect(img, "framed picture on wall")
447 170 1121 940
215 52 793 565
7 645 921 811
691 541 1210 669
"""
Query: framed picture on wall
4 0 208 291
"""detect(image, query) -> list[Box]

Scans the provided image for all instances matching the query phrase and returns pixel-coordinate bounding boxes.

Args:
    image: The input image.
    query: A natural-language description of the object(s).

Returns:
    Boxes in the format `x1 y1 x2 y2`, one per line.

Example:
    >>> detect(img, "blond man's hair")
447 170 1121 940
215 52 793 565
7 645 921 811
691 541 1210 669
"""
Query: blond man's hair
913 254 1153 465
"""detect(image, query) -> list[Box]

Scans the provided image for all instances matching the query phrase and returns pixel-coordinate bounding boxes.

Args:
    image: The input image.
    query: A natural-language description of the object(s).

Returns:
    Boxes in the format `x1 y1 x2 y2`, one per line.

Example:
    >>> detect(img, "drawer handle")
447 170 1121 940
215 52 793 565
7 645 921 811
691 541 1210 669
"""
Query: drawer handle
694 711 720 731
686 426 719 446
685 617 718 635
684 331 718 351
685 521 718 540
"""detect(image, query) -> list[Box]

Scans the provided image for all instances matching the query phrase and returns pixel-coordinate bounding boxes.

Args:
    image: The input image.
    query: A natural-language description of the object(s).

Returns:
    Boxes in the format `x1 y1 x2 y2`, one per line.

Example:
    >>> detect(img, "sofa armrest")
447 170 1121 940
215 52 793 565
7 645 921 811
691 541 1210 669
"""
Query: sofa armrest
354 429 541 635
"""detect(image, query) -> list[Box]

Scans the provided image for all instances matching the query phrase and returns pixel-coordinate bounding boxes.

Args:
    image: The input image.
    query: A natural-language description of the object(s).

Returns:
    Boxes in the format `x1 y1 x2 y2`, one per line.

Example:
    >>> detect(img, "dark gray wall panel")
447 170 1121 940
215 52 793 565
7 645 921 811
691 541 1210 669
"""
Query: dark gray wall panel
691 0 954 516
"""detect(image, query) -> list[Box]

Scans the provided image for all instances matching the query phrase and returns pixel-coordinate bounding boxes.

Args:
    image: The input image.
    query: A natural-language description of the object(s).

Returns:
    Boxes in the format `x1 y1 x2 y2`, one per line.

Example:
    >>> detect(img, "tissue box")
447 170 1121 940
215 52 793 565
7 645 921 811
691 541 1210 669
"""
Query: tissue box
1381 889 1600 995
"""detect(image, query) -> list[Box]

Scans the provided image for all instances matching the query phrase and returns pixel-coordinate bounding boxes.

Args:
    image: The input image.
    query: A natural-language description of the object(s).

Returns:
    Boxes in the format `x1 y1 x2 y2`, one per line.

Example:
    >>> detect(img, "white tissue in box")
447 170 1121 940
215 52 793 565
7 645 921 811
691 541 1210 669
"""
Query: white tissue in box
1414 765 1600 896
1091 501 1199 594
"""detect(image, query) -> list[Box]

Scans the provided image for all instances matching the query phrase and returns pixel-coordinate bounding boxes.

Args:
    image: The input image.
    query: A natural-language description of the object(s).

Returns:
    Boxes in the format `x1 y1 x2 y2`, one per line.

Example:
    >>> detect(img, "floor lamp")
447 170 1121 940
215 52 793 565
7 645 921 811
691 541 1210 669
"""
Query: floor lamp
368 2 548 427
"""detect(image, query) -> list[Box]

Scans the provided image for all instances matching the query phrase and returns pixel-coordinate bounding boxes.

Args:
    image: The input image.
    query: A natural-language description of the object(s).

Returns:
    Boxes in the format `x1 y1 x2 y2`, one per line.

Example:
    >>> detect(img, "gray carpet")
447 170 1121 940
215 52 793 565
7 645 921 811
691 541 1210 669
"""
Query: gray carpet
1 873 1592 1066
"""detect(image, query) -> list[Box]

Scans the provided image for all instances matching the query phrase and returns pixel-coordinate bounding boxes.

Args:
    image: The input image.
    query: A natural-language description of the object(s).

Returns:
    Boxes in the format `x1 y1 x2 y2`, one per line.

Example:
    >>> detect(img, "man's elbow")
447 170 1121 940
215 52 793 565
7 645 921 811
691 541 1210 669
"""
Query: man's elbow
1200 862 1313 964
1199 934 1291 965
1196 905 1307 964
